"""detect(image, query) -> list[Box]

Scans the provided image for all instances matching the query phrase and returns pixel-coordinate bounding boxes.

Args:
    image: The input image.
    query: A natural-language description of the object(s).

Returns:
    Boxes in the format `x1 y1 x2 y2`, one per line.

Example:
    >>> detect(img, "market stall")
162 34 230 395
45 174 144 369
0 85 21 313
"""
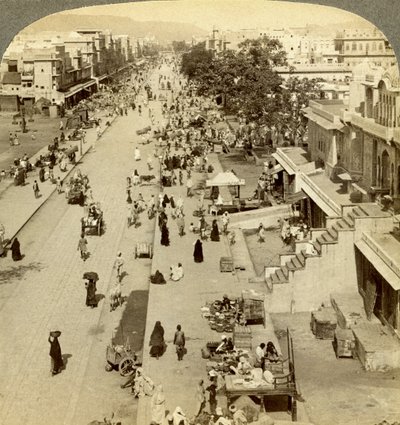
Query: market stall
206 171 245 212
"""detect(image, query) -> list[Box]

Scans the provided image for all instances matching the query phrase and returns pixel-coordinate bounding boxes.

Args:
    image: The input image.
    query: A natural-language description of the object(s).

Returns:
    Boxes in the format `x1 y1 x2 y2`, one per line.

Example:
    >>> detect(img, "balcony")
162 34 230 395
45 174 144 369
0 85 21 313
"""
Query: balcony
351 113 393 141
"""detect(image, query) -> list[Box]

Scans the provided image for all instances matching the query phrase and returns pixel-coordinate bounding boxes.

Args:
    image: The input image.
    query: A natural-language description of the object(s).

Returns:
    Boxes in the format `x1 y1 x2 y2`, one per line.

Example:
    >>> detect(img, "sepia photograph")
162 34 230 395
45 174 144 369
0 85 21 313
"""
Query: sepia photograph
0 1 399 424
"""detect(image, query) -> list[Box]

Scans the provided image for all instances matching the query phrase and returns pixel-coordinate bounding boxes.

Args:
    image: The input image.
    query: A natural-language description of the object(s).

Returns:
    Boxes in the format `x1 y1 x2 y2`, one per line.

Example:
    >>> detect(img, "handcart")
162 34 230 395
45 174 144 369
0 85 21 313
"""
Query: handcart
105 337 137 376
134 242 153 259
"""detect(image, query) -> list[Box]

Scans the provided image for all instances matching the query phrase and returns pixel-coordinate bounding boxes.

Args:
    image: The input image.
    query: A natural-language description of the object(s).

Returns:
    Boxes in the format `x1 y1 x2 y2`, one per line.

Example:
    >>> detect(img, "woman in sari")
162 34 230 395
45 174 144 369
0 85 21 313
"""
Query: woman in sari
210 219 220 242
11 238 22 261
85 278 97 308
48 332 63 375
151 385 166 425
149 321 165 359
160 223 170 246
193 239 203 263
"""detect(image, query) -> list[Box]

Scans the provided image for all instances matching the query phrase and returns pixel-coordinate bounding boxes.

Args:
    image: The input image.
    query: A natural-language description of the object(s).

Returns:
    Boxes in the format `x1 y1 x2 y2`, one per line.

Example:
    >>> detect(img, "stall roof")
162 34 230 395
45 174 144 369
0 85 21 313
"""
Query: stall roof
206 171 245 187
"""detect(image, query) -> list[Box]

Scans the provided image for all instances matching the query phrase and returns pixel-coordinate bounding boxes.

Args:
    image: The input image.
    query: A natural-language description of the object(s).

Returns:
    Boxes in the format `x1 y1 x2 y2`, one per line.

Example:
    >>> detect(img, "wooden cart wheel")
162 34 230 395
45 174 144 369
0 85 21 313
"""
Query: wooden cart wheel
149 244 153 259
119 357 134 376
98 220 101 236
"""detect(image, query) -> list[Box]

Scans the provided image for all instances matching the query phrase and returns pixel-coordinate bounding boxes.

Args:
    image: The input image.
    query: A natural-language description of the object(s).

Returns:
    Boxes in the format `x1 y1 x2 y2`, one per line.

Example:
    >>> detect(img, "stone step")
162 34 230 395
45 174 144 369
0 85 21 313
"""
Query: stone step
275 268 289 283
281 265 289 279
321 231 338 244
343 215 355 227
327 227 338 239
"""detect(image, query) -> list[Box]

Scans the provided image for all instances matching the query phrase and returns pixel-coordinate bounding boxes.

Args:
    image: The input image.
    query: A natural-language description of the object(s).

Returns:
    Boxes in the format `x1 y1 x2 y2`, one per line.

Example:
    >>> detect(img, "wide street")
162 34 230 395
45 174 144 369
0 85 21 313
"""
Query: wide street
0 63 172 425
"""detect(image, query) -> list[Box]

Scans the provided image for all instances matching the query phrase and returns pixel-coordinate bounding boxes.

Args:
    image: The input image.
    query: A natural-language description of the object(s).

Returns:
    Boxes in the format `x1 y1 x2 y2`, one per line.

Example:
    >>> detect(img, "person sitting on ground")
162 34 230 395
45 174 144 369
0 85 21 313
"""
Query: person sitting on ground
220 294 232 311
255 343 266 369
170 262 184 281
230 356 253 376
215 335 234 354
265 341 280 363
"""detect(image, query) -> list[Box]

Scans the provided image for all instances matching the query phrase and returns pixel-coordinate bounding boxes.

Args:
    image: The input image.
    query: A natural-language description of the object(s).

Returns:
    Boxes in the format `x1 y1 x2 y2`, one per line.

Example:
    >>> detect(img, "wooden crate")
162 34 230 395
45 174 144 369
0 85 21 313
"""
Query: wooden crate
220 256 234 272
233 325 252 351
334 328 355 358
311 308 337 340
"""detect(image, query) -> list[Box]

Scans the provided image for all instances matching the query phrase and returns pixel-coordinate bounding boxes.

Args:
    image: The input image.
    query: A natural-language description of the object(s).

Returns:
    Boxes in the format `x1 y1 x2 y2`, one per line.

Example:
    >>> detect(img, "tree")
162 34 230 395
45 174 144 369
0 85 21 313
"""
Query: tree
172 40 188 53
181 37 321 135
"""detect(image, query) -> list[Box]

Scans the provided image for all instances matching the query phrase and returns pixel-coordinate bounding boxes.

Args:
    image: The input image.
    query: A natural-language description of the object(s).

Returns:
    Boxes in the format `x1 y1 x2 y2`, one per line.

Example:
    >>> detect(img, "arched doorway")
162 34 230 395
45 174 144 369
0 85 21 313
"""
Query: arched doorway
381 150 390 189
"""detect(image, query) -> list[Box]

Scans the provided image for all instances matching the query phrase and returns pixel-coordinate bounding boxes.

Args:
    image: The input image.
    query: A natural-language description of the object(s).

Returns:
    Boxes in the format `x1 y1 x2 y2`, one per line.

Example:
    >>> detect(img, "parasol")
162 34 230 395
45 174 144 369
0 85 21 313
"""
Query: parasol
83 271 99 281
50 330 62 338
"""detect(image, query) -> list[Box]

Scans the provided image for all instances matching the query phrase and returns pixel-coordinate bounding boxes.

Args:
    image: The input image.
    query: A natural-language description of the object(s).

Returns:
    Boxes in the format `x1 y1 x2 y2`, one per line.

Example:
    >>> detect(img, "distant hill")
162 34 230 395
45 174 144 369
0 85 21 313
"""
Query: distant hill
21 14 207 42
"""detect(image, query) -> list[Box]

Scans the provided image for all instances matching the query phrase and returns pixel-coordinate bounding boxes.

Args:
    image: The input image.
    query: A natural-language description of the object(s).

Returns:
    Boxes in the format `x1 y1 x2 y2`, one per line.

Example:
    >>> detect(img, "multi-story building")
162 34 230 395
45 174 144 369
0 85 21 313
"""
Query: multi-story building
334 27 396 68
265 62 400 370
0 29 134 110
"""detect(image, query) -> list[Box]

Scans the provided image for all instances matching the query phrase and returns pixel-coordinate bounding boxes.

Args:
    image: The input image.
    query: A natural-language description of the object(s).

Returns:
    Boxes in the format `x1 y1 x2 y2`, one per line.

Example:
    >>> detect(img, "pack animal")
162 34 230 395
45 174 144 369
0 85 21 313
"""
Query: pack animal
110 281 122 311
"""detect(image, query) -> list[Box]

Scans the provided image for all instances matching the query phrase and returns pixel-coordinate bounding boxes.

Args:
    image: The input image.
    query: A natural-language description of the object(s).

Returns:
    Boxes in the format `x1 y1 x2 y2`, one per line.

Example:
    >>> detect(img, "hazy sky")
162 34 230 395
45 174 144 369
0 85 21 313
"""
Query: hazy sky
61 0 370 31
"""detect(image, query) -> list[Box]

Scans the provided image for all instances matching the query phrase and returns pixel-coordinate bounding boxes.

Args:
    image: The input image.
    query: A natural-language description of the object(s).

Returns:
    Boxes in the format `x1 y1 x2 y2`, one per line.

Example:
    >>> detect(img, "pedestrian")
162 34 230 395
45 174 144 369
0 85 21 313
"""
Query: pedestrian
149 321 165 359
56 177 63 194
160 223 170 246
134 146 141 161
221 211 230 234
210 219 220 242
77 233 88 261
258 223 265 243
147 154 153 170
114 251 124 282
11 237 22 261
132 169 140 186
48 330 63 376
186 177 193 197
151 385 166 425
33 180 40 198
176 213 185 237
178 169 183 186
194 380 206 417
59 120 64 131
0 223 5 258
193 239 203 263
85 277 98 308
173 324 186 361
206 377 218 415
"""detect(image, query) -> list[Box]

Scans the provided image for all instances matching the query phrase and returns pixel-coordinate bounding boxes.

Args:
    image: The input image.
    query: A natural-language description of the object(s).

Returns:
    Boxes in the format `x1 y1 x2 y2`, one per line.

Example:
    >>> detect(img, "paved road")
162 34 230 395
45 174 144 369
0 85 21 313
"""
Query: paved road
0 64 169 425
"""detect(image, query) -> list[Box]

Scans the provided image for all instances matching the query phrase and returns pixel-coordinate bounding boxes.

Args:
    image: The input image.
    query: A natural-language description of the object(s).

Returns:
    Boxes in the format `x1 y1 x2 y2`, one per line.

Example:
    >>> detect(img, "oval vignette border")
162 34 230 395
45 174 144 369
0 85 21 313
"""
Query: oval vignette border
0 0 399 66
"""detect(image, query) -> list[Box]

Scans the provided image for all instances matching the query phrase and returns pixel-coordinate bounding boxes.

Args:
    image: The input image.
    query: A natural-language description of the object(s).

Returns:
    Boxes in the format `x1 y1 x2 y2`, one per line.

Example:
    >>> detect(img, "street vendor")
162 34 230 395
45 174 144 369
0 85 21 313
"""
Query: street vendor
88 204 99 220
215 335 234 354
230 356 253 376
220 294 232 311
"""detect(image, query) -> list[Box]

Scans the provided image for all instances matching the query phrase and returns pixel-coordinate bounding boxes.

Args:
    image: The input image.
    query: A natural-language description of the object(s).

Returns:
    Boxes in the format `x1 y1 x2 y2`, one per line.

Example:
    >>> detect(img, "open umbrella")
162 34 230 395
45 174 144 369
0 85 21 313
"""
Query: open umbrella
50 330 62 338
83 272 99 281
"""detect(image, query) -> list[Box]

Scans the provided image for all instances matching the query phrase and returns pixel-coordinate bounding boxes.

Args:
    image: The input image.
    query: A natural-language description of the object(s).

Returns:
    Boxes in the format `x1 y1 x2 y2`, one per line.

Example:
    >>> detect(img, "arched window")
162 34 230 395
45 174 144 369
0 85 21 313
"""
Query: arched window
381 150 390 189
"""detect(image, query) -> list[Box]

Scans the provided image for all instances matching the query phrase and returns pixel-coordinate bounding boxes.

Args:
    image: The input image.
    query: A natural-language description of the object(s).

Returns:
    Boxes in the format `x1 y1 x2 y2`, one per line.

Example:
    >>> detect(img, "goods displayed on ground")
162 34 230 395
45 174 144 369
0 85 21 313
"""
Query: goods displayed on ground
201 296 238 333
220 256 234 272
233 325 252 351
311 307 338 339
81 203 104 236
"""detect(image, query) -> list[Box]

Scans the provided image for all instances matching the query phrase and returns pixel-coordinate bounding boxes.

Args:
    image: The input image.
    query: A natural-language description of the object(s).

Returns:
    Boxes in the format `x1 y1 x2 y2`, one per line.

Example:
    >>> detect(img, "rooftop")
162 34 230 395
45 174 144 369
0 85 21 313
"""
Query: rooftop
280 146 310 166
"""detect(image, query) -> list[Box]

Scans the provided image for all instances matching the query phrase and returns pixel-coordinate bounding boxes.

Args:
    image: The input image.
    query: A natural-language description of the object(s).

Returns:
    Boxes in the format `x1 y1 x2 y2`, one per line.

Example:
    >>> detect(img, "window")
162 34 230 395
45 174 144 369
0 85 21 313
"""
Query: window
35 85 38 88
372 42 377 50
27 83 32 87
346 44 350 51
40 86 44 89
41 69 44 72
379 43 383 51
352 42 357 51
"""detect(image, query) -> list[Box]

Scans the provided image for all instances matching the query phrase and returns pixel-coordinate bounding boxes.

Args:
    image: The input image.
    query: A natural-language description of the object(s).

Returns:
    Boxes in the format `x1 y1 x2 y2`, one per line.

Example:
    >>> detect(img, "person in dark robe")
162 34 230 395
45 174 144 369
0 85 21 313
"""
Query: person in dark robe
39 167 45 182
210 219 220 242
158 210 168 231
149 321 165 359
169 195 176 209
85 278 97 308
48 332 63 375
11 238 22 261
160 223 170 246
193 239 203 263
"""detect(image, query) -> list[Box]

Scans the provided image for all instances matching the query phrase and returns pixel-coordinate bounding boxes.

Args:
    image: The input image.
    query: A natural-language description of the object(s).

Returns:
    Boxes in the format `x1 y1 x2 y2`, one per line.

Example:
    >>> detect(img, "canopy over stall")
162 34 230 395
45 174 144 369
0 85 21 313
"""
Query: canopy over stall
206 171 245 199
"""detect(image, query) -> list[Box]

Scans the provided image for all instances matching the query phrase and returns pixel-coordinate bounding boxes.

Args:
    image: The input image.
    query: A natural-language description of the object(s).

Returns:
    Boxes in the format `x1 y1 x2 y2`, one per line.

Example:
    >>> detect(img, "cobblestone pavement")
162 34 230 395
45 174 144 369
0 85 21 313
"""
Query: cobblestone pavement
0 66 165 425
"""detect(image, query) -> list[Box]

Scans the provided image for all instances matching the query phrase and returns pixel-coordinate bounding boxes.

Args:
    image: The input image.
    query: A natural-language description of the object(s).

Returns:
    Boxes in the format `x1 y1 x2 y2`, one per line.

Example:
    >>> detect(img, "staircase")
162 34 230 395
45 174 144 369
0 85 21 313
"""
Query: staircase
264 204 394 312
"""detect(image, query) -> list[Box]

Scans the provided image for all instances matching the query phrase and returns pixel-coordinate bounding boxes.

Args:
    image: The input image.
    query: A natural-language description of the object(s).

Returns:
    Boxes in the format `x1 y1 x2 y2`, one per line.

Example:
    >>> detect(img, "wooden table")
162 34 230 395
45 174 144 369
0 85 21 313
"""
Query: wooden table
225 375 297 421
